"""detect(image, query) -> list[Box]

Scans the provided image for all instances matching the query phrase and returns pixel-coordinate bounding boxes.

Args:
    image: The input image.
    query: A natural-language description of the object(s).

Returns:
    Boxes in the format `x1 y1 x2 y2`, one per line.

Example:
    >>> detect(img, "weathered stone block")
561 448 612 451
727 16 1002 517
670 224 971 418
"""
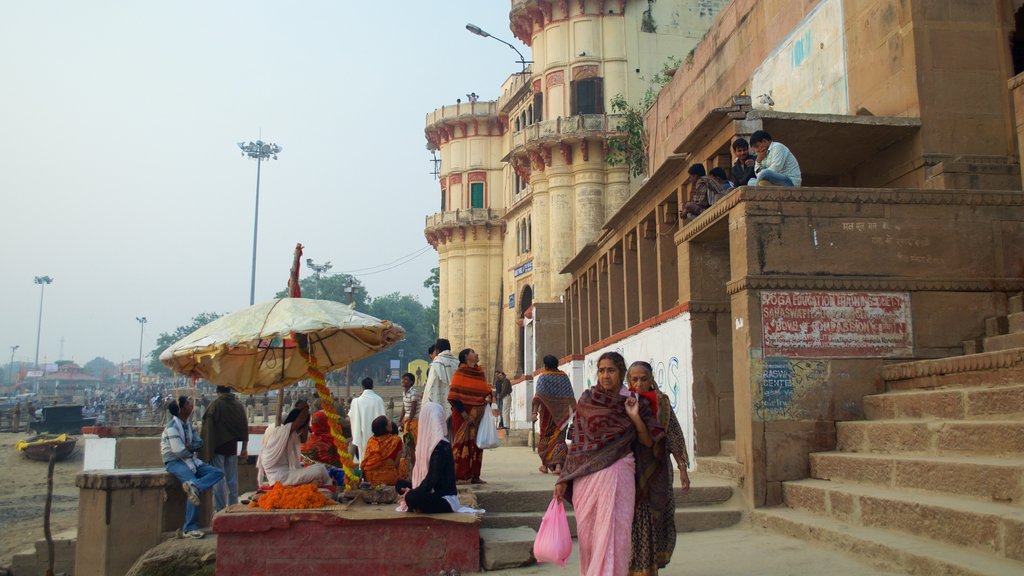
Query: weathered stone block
966 385 1024 418
781 483 826 514
938 422 1024 454
479 526 537 570
894 459 1024 503
890 389 966 420
810 453 893 486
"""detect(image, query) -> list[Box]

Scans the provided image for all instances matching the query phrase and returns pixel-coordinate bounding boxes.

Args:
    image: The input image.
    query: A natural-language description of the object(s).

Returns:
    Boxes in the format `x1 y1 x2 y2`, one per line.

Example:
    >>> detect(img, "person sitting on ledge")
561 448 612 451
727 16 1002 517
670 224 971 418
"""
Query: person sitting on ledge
161 395 223 539
397 401 459 513
750 130 802 187
257 405 332 487
680 164 724 221
360 415 403 486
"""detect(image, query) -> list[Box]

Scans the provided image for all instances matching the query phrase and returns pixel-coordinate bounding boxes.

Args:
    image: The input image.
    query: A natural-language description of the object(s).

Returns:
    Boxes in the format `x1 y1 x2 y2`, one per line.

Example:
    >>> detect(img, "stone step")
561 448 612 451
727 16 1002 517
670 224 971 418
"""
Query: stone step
481 506 743 536
810 452 1024 504
479 526 537 570
695 456 744 482
752 507 1024 576
1009 311 1024 334
474 484 732 513
836 419 1024 456
1011 293 1024 315
719 439 736 457
781 479 1024 561
985 333 1024 353
881 348 1024 392
863 384 1024 420
986 316 1010 338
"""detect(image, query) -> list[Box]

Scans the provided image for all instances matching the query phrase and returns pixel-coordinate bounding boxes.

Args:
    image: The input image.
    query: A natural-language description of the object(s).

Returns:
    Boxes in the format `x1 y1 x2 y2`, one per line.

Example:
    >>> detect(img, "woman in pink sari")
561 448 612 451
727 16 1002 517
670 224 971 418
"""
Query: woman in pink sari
553 352 664 575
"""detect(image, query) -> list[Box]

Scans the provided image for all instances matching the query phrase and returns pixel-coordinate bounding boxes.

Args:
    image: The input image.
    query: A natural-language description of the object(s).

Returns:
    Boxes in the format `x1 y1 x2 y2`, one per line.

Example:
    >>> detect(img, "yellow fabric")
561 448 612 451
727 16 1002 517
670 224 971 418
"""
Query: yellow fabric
16 434 68 452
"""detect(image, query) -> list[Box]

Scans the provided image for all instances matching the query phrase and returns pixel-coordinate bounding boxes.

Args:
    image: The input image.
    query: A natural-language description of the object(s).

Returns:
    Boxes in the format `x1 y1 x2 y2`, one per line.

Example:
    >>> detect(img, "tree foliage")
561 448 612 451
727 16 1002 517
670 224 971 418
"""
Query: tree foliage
423 266 439 336
147 312 223 377
605 56 682 179
274 273 369 308
84 356 117 379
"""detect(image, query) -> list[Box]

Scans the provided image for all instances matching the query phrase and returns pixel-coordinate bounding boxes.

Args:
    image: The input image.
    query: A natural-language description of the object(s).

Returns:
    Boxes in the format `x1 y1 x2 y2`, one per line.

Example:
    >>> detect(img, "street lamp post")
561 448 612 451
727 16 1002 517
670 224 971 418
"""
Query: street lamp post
8 345 18 386
33 276 53 369
305 259 333 300
466 23 532 74
343 283 360 401
238 139 283 305
136 317 147 381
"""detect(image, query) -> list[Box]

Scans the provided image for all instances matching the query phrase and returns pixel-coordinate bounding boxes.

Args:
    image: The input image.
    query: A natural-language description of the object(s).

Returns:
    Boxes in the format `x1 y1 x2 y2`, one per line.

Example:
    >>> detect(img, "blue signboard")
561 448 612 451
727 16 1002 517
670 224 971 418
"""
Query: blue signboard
508 294 515 309
514 260 533 277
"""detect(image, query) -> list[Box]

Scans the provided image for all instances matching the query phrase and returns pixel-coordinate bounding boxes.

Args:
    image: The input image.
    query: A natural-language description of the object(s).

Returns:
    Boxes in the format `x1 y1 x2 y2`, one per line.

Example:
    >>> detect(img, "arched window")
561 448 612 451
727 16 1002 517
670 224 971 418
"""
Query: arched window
515 117 521 132
521 111 527 130
526 216 532 252
528 104 534 125
516 220 522 254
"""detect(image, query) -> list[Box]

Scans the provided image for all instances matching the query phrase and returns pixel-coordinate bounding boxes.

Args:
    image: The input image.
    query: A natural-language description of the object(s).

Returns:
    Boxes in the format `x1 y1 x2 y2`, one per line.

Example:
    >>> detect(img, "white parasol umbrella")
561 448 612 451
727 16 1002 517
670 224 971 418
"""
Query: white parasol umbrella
159 297 405 395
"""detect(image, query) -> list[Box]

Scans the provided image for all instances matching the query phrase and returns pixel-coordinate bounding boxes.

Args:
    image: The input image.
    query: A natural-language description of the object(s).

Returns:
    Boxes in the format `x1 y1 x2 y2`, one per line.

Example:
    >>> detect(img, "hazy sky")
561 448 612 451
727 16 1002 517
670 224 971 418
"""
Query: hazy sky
0 1 527 366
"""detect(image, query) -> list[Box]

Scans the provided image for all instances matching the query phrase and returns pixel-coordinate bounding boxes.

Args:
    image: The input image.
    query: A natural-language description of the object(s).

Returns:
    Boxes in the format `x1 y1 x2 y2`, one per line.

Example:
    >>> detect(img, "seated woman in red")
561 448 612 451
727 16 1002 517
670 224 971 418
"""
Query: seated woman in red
360 415 402 486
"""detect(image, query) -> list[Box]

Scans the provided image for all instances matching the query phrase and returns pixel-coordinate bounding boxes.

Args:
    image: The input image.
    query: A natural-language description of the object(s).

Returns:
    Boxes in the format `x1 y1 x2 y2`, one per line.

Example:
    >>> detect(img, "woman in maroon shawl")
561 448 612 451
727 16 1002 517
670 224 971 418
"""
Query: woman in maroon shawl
553 352 663 576
628 361 690 576
532 354 576 474
447 348 492 483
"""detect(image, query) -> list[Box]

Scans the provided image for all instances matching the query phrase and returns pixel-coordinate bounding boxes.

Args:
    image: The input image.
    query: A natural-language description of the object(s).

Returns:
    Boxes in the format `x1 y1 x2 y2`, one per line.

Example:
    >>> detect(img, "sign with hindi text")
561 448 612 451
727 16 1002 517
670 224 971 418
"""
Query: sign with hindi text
760 291 913 358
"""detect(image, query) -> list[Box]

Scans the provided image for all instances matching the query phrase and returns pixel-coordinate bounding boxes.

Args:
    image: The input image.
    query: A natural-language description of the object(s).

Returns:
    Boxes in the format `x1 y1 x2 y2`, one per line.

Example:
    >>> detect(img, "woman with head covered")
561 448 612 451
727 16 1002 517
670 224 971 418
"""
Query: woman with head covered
552 352 663 575
397 401 459 513
360 415 403 486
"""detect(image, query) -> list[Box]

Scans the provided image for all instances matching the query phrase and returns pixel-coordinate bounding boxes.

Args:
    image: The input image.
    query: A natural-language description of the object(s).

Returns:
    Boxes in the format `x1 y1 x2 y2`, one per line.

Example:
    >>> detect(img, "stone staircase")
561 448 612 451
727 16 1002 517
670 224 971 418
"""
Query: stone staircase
752 336 1024 574
476 478 744 570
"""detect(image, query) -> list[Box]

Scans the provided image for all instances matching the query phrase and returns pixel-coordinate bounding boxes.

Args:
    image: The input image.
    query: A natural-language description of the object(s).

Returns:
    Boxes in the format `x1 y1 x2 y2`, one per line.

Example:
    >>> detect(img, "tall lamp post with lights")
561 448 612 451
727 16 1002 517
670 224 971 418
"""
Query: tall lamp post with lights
342 283 360 401
8 345 18 386
466 23 531 74
33 276 53 369
305 259 333 300
238 139 283 305
136 317 147 383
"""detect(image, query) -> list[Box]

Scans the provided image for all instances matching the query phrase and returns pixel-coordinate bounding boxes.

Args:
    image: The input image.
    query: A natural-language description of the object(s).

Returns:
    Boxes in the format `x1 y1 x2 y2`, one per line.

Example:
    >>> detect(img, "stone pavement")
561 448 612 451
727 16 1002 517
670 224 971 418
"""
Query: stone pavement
470 446 904 576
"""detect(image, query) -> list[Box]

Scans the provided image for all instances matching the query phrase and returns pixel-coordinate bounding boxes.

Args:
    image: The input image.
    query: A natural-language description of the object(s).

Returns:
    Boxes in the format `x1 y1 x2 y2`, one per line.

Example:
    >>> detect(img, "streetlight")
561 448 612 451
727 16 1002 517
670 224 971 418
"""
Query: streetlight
305 258 333 300
8 345 18 386
136 317 147 380
466 23 532 74
342 283 360 400
33 276 53 369
238 139 283 305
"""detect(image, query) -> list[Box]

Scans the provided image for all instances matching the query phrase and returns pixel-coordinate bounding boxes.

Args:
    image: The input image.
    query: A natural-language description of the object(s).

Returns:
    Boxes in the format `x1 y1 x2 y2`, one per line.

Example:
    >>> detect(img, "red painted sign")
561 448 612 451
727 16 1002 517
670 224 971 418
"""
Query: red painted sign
760 291 913 358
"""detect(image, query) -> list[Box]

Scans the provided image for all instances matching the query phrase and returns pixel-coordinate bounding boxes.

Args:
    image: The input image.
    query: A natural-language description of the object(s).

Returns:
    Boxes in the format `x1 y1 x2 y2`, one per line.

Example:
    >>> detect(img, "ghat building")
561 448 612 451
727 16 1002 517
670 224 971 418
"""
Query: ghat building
424 0 730 376
426 2 1024 567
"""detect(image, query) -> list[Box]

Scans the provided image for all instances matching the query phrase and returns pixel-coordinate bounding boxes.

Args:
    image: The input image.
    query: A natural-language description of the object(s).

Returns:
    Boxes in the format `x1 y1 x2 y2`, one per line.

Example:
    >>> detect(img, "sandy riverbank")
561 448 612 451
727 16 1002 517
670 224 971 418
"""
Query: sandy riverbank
0 432 81 568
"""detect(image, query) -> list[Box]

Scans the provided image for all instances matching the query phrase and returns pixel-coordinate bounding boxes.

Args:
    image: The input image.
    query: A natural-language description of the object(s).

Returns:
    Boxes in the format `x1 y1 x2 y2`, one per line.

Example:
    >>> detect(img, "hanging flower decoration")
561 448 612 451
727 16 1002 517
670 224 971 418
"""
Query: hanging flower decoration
295 341 359 489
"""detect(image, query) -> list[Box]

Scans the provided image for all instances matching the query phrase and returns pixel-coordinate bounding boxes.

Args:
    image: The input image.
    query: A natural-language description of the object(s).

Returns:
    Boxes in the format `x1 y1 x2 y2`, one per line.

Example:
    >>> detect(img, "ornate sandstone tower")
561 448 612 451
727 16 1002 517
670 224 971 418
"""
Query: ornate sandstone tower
424 101 506 373
426 1 727 377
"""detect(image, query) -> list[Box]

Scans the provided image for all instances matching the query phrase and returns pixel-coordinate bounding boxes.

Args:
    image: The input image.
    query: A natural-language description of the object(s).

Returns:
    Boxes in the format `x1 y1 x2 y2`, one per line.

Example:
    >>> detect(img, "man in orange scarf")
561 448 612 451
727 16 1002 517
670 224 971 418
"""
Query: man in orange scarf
447 348 492 483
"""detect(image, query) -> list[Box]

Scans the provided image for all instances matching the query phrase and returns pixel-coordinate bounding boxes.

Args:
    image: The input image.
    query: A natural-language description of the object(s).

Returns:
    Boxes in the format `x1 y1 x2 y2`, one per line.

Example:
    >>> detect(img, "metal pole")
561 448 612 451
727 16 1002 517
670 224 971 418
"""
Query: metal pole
250 157 262 306
8 345 18 386
33 277 52 368
136 317 147 379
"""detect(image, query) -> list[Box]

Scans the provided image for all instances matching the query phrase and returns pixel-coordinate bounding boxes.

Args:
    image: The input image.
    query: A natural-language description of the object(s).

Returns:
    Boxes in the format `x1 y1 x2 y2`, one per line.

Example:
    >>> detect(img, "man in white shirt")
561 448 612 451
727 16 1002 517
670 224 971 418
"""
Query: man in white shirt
750 130 802 187
423 338 460 423
348 377 385 463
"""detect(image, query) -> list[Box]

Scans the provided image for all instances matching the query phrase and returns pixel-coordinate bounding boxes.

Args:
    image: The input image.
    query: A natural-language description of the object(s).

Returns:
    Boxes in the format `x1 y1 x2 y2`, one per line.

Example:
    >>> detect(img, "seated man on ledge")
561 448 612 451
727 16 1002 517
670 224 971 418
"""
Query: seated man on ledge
257 405 332 487
750 130 802 187
680 164 724 221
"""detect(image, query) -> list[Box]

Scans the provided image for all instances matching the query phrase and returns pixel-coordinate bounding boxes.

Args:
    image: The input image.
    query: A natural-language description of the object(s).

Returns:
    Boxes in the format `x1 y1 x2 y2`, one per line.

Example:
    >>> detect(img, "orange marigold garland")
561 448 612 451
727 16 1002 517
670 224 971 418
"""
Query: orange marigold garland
294 340 359 489
250 482 333 510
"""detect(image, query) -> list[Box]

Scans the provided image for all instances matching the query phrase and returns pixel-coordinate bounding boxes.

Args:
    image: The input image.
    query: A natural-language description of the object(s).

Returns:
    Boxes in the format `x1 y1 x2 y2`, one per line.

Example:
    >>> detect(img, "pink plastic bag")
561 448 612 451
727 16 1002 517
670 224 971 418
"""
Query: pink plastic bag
533 498 572 567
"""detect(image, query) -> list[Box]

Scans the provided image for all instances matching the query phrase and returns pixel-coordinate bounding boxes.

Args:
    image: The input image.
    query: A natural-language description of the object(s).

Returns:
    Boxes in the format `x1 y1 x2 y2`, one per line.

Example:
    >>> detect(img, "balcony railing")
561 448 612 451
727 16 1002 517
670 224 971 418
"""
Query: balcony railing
425 208 505 230
508 113 626 150
425 102 500 129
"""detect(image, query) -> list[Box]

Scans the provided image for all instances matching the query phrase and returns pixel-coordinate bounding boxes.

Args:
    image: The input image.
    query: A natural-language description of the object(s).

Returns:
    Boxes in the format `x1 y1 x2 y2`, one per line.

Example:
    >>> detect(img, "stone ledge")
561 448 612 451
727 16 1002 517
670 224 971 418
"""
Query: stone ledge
881 348 1024 382
76 468 175 490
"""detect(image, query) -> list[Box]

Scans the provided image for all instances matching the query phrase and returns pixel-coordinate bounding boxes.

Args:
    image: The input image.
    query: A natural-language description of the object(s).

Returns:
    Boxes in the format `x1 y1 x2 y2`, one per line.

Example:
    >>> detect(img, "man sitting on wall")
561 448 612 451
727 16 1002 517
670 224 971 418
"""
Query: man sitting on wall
750 130 802 187
680 164 724 221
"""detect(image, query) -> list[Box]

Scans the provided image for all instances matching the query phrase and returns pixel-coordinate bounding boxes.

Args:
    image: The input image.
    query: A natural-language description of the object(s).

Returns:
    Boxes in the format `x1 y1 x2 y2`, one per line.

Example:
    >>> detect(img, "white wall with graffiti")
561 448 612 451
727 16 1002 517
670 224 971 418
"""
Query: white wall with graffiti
751 0 849 115
569 312 697 469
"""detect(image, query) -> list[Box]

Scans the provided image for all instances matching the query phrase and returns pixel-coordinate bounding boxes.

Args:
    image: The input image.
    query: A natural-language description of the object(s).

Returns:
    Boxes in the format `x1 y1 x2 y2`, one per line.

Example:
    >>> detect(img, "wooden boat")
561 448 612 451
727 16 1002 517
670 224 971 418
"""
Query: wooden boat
16 433 77 462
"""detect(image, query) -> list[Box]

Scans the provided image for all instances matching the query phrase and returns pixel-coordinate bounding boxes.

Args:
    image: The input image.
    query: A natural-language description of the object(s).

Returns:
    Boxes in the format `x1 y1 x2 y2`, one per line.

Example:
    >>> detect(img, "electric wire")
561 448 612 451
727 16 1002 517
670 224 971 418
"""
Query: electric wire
335 245 433 274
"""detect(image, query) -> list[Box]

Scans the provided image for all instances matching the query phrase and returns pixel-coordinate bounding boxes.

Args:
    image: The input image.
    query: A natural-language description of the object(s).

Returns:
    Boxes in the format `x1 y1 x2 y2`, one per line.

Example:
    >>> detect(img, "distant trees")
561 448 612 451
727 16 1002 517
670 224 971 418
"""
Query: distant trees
83 357 117 379
147 312 223 377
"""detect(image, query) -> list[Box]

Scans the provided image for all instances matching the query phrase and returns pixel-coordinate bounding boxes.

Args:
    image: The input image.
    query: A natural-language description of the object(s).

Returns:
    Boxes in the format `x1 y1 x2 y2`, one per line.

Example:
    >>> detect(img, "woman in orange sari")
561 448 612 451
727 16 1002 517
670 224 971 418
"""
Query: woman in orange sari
360 415 403 486
447 348 492 484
